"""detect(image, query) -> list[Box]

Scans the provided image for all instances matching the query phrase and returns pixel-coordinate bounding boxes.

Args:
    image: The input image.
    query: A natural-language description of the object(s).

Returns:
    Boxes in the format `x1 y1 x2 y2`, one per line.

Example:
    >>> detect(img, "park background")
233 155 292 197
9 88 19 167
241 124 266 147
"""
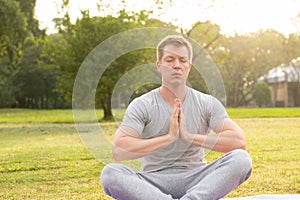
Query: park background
0 0 299 199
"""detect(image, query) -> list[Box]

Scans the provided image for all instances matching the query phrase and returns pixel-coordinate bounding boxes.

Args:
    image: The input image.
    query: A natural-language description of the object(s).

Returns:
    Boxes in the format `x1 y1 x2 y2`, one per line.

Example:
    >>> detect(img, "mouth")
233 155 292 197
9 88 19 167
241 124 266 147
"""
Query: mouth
172 73 182 76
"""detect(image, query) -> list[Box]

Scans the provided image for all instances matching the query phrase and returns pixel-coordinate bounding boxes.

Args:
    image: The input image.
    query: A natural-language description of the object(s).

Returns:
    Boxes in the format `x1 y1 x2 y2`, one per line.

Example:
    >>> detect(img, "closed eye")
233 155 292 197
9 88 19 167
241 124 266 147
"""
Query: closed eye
180 58 188 63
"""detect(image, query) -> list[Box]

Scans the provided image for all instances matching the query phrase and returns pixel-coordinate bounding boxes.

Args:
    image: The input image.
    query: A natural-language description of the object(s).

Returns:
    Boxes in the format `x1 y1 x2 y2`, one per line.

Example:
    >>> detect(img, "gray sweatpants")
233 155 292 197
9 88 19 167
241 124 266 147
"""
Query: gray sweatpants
100 149 252 200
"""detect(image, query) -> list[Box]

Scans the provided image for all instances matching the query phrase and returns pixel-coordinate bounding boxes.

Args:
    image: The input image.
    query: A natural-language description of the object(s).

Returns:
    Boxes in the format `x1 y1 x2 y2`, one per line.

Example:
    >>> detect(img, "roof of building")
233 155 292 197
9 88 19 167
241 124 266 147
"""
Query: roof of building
259 57 300 83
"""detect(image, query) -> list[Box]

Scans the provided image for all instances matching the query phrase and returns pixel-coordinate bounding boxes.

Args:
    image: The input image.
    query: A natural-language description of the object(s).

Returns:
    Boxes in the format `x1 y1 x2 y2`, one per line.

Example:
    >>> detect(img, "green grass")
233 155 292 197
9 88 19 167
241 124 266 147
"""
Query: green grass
217 118 300 197
0 109 100 123
0 108 299 199
226 107 300 118
1 107 300 123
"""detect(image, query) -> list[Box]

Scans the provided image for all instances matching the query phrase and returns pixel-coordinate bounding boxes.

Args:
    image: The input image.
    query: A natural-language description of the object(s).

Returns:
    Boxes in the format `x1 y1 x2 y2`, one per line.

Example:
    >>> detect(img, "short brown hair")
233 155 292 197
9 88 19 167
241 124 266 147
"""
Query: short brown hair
156 35 193 62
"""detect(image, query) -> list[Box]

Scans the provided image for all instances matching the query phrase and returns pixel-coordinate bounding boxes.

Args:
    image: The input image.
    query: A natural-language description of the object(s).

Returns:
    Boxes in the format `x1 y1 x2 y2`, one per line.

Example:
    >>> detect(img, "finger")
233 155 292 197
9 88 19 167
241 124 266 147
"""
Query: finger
180 112 184 121
174 98 181 107
173 99 181 123
174 107 180 123
170 107 179 124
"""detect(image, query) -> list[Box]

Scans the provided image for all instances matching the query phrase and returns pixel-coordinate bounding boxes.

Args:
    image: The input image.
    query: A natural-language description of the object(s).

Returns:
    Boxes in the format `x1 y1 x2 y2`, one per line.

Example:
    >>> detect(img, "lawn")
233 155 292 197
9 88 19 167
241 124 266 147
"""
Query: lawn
0 108 299 199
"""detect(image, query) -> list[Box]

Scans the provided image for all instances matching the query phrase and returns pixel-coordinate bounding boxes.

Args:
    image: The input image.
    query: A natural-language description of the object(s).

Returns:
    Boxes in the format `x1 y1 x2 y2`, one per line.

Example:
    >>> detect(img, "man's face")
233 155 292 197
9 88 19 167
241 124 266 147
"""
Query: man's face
157 44 191 86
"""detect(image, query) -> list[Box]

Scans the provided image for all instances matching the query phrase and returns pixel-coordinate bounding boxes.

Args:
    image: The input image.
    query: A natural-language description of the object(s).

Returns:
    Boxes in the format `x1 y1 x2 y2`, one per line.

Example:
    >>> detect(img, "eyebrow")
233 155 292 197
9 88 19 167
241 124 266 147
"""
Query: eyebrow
164 55 188 60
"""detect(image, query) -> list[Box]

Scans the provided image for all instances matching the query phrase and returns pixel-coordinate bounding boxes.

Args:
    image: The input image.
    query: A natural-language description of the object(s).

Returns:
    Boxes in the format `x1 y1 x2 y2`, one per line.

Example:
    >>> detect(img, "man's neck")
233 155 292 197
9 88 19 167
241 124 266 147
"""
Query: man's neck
159 85 187 108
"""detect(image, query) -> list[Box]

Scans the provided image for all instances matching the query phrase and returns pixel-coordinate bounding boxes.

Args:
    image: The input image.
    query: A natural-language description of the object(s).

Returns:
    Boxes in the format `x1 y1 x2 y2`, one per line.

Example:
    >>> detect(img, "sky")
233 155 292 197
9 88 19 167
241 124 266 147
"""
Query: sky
35 0 300 36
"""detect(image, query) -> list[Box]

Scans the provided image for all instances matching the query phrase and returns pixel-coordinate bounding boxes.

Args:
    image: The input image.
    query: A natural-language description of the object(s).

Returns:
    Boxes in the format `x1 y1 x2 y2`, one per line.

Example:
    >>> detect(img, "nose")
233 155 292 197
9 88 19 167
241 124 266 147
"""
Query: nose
173 59 181 69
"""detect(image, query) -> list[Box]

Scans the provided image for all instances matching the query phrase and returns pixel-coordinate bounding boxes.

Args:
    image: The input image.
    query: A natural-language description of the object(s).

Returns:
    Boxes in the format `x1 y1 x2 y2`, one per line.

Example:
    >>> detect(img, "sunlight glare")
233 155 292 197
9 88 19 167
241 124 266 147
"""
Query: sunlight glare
35 0 300 36
213 0 300 35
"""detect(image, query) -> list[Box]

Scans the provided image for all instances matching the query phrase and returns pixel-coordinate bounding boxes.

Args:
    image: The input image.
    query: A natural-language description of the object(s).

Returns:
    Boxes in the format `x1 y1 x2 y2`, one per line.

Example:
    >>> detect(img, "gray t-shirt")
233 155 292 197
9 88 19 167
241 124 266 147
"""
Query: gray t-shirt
121 87 228 172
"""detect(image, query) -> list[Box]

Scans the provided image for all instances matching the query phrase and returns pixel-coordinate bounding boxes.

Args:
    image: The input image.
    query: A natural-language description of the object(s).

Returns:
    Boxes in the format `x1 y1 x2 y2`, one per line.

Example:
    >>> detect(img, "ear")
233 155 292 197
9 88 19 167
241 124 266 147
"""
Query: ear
188 63 192 71
156 61 161 72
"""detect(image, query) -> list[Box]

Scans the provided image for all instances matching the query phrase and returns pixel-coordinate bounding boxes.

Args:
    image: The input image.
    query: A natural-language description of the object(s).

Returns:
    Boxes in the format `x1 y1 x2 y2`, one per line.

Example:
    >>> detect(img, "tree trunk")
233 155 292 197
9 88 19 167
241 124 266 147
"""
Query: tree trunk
101 93 114 121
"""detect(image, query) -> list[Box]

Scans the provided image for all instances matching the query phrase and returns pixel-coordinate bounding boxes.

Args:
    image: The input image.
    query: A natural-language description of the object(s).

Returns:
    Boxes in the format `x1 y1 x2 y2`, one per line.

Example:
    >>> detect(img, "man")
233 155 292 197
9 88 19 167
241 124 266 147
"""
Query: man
101 35 252 200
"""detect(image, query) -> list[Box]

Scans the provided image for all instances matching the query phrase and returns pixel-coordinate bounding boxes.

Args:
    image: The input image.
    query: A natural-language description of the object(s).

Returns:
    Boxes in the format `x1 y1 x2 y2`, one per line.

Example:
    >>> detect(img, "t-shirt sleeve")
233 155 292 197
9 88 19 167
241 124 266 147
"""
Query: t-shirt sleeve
207 95 229 130
120 98 147 136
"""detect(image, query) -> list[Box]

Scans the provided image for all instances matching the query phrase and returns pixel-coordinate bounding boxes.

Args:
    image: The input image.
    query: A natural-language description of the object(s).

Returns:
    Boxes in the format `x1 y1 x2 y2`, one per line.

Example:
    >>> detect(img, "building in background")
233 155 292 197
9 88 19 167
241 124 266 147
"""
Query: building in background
259 58 300 107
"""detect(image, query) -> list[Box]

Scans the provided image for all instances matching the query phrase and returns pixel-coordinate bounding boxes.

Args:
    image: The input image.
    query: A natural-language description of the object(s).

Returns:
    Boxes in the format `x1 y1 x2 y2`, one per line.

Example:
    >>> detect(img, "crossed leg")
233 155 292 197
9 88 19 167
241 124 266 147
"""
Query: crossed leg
101 149 252 200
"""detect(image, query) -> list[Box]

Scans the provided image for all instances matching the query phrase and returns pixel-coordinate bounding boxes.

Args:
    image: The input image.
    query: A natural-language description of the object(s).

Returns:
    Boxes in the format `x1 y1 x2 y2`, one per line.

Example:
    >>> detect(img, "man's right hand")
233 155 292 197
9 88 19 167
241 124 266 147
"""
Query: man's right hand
168 99 181 141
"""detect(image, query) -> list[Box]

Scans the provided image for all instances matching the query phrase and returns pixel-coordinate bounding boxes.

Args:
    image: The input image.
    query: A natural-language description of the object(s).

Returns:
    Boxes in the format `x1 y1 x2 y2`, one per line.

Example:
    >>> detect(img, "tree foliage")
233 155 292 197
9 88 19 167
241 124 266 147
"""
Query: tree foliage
0 0 45 107
219 30 289 107
1 0 300 112
252 82 271 107
51 9 173 119
11 39 62 108
0 0 27 65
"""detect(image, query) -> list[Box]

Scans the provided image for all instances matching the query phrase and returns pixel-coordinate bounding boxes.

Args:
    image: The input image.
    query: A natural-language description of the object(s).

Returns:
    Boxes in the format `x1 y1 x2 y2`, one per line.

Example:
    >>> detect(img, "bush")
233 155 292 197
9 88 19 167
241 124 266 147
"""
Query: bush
252 82 271 107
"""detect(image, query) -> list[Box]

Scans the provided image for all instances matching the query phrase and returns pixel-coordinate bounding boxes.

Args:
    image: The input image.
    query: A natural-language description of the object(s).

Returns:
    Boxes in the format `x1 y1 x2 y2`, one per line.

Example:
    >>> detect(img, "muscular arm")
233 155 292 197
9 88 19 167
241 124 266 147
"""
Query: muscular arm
112 128 174 161
181 117 246 153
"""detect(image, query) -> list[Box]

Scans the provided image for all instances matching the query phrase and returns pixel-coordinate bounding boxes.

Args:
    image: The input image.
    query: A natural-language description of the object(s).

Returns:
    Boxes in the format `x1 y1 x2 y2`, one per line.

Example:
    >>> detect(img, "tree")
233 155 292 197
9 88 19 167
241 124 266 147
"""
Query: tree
0 0 27 107
11 38 61 109
186 21 222 95
52 9 170 120
0 0 27 64
186 21 221 51
16 0 45 37
219 30 287 107
252 82 271 107
0 0 45 107
285 33 300 61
